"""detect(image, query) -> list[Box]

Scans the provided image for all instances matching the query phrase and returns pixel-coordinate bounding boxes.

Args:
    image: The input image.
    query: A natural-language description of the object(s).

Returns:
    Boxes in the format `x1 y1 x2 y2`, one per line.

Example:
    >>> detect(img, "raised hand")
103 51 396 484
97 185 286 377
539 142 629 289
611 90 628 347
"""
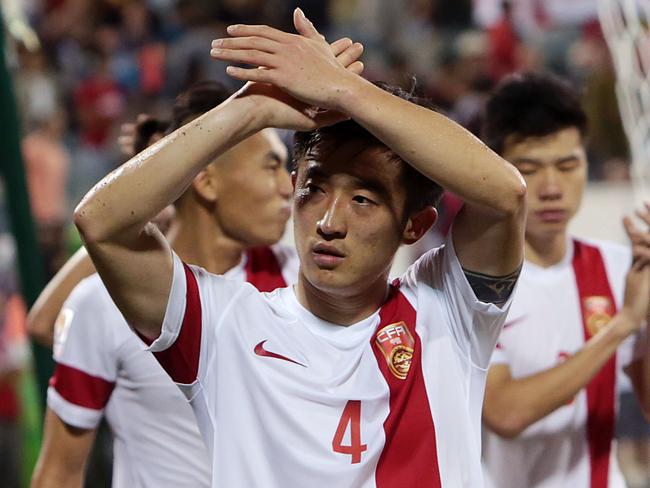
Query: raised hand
621 205 650 329
210 8 363 114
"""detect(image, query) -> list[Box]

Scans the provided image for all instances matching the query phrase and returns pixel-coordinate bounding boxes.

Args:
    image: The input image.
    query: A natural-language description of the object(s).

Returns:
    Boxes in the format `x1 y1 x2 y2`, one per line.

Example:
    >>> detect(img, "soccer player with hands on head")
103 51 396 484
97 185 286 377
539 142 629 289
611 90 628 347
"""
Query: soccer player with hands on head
75 9 525 487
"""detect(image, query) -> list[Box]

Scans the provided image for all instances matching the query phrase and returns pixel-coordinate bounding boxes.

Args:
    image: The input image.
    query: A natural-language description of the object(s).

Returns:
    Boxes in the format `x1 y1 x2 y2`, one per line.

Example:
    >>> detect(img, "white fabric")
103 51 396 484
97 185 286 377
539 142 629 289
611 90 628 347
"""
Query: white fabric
482 238 643 488
48 274 212 488
151 233 513 487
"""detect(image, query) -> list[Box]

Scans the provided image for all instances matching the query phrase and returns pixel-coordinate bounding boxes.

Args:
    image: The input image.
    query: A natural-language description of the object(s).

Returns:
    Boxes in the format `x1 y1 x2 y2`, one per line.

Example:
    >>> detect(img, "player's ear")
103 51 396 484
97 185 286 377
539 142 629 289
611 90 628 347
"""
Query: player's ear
192 165 220 203
291 170 297 191
402 207 437 245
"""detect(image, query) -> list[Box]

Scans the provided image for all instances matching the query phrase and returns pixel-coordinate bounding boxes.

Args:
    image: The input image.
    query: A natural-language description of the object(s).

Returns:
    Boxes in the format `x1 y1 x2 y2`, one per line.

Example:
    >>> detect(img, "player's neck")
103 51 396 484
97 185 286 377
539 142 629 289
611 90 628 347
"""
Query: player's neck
295 273 390 326
170 206 245 275
525 232 568 268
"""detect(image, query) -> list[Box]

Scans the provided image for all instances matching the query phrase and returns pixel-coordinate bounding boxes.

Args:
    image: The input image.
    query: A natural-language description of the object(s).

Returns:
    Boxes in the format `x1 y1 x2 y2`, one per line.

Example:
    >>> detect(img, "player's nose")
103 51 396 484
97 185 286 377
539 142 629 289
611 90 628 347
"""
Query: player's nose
317 195 347 239
278 167 293 199
538 167 563 201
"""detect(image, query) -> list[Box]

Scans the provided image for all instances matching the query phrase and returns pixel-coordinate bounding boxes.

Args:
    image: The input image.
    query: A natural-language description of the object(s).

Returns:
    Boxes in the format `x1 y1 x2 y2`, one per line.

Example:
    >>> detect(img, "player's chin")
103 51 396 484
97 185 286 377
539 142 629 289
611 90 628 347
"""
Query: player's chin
257 222 287 246
304 263 348 288
528 222 568 240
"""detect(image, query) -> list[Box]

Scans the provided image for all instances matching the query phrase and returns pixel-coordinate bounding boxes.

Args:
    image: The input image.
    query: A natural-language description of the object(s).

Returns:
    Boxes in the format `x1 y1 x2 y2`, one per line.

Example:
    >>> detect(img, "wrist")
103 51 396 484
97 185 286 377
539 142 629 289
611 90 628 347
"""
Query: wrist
231 89 273 132
612 307 643 338
330 72 367 114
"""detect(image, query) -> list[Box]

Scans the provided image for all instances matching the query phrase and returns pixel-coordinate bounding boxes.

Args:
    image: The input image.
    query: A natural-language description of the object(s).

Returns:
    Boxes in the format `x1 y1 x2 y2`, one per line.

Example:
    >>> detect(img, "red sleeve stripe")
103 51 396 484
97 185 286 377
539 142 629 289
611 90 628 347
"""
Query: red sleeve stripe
49 363 115 410
152 263 202 384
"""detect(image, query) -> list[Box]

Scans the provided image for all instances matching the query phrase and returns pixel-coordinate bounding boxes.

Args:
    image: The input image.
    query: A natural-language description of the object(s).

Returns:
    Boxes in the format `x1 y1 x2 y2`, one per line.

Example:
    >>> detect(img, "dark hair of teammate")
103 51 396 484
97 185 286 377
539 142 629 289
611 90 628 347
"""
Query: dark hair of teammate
167 80 232 133
134 118 169 154
293 82 444 219
481 72 588 155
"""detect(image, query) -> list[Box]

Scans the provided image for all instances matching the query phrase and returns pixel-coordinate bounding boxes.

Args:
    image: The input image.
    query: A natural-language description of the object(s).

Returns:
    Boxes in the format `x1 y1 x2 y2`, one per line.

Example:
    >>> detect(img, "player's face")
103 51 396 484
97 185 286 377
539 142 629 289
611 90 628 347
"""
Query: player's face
502 127 587 242
293 140 408 294
214 129 291 246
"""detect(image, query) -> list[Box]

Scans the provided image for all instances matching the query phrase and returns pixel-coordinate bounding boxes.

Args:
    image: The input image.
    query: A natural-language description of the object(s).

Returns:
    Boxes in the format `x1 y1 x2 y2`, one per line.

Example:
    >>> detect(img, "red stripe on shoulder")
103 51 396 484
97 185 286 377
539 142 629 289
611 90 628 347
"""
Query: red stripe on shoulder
245 247 287 292
372 285 442 487
153 263 202 384
50 363 115 410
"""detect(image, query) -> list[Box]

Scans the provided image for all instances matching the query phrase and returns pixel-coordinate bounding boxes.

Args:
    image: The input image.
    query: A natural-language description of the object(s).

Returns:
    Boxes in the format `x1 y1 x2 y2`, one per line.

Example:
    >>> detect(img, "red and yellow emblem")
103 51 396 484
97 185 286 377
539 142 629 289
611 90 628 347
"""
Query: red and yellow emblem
375 321 414 379
583 296 614 336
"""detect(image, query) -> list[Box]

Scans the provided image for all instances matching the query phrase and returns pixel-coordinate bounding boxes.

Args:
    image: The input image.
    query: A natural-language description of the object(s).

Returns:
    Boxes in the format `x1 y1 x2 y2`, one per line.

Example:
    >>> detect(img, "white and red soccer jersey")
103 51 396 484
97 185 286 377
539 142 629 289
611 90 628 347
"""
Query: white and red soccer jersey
145 233 513 487
48 244 297 487
482 238 645 488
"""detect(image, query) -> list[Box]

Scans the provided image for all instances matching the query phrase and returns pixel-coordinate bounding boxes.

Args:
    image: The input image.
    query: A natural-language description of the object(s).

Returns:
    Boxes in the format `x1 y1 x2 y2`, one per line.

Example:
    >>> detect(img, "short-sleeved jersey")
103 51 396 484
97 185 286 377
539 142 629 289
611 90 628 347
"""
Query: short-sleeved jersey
48 244 297 487
482 238 644 488
146 234 513 487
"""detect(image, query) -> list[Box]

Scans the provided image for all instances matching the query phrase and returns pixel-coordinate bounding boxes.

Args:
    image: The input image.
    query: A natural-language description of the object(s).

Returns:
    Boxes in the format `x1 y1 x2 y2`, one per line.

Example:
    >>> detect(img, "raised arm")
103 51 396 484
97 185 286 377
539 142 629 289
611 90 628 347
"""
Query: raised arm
212 10 526 293
27 247 95 347
622 205 650 420
74 30 364 339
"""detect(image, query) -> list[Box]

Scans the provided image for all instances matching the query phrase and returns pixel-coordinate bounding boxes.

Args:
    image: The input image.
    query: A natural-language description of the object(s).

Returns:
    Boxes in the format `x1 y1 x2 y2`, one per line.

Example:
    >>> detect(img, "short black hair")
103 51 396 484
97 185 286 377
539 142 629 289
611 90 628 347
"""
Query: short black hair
293 82 443 217
167 80 232 133
134 118 169 154
481 72 588 154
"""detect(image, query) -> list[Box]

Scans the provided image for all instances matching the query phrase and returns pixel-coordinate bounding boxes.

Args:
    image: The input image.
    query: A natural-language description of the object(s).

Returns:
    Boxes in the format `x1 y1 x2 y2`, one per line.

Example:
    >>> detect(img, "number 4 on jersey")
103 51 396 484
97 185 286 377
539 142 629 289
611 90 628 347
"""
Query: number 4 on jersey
332 400 367 464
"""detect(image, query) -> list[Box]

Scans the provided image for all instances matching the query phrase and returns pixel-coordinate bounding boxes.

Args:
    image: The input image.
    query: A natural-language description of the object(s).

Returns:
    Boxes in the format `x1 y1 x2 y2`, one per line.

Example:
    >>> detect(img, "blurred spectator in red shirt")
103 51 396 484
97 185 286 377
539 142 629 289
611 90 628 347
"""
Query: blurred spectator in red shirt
488 1 521 81
0 237 30 488
74 51 125 148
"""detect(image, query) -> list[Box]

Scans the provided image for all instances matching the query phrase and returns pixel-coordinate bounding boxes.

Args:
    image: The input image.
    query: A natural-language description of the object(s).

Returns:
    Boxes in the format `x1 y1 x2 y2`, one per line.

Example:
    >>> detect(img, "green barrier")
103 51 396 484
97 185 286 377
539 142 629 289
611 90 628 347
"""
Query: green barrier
0 13 49 487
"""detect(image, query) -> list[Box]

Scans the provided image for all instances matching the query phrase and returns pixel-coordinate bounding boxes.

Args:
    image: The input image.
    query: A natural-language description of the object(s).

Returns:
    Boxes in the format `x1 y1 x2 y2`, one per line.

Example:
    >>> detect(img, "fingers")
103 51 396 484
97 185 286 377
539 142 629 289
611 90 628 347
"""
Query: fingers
118 122 136 156
632 247 650 270
636 203 650 227
330 37 352 57
347 61 364 76
312 109 350 128
211 36 279 54
211 47 276 68
120 122 136 136
224 66 275 83
226 24 293 43
293 7 324 41
624 211 650 268
335 42 364 68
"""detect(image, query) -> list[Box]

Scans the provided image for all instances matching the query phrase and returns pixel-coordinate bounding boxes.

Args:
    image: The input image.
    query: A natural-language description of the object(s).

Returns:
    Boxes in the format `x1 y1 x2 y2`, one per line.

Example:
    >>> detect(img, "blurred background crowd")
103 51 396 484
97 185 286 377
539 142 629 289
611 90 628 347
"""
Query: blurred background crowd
0 0 645 486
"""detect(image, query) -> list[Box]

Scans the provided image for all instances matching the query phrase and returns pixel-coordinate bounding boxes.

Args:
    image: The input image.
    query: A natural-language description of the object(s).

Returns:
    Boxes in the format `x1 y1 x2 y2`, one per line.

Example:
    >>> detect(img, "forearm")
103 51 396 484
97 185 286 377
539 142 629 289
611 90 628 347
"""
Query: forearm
31 465 84 488
74 96 262 245
337 77 525 215
626 333 650 419
485 313 633 437
28 247 95 347
31 410 95 488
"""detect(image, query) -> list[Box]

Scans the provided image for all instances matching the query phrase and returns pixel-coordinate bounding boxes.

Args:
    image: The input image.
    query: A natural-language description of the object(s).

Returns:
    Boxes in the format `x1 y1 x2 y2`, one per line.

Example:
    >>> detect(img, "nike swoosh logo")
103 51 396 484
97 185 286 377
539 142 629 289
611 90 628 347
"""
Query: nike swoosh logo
503 315 528 329
254 340 306 367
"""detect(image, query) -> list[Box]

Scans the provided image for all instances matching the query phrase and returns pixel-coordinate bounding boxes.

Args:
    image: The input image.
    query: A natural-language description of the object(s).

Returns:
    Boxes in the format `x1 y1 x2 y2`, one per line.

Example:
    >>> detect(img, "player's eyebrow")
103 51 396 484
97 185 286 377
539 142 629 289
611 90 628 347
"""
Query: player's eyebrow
303 165 328 181
553 154 580 164
511 157 543 165
267 150 285 164
303 165 389 197
351 175 390 200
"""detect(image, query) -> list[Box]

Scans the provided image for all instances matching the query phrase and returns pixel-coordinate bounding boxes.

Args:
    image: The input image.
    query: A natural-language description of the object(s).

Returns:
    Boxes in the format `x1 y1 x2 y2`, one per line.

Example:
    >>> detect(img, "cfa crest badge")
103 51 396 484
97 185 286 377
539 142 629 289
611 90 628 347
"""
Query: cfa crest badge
53 308 74 359
375 321 414 379
583 296 614 336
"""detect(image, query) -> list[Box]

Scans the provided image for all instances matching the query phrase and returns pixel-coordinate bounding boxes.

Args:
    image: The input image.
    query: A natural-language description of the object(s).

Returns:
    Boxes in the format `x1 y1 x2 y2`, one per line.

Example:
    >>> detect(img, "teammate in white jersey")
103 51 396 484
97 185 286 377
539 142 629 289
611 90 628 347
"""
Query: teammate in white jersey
29 79 304 487
480 72 650 488
74 10 527 487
